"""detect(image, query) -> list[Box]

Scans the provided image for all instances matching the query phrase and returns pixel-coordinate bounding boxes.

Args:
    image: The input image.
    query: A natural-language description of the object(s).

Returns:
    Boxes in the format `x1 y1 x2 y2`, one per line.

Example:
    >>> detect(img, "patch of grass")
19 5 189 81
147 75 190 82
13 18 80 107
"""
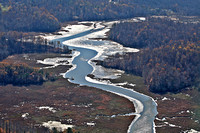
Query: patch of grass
32 116 51 123
171 93 191 100
76 116 133 133
193 106 200 122
111 74 146 90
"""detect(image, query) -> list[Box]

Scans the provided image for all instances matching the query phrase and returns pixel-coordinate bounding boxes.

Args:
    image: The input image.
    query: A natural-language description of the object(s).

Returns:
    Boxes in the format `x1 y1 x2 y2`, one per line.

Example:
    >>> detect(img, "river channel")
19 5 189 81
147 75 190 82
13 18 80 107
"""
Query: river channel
53 27 157 133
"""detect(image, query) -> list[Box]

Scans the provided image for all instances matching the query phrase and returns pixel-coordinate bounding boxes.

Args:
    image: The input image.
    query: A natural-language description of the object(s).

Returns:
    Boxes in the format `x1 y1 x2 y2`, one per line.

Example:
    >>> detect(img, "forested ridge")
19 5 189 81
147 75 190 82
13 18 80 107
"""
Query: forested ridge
0 0 200 32
103 18 200 93
109 18 200 48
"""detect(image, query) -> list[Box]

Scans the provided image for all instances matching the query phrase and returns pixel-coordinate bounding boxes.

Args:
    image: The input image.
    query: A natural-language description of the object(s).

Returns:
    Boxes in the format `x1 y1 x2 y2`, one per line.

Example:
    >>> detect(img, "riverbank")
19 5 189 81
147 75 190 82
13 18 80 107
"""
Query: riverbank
45 19 200 133
86 69 200 133
0 53 135 133
41 19 160 132
106 74 200 133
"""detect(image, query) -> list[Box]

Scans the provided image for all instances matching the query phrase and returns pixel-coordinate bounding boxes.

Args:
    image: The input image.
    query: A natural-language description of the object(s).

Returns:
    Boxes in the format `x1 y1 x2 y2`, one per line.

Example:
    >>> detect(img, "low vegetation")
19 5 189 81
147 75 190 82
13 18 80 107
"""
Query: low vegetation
110 74 200 132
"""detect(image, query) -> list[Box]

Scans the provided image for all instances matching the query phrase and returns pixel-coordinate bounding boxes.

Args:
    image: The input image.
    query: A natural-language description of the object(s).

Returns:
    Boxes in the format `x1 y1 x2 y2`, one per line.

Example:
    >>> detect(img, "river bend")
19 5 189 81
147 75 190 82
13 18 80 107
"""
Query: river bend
53 25 157 133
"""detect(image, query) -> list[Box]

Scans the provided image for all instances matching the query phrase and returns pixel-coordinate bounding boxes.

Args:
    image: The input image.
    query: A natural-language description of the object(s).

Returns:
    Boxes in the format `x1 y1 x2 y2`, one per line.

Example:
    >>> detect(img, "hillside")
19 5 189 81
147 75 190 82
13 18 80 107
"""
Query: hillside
0 0 200 32
103 18 200 93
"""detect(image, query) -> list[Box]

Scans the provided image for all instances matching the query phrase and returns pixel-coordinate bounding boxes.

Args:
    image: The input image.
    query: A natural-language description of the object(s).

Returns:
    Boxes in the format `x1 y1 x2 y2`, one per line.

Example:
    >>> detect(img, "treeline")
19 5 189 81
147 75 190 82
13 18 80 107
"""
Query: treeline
51 127 77 133
0 31 70 61
0 0 142 32
0 0 200 32
109 18 200 48
0 119 76 133
0 31 70 85
0 63 55 86
0 119 38 133
103 18 200 93
132 0 200 16
2 4 60 32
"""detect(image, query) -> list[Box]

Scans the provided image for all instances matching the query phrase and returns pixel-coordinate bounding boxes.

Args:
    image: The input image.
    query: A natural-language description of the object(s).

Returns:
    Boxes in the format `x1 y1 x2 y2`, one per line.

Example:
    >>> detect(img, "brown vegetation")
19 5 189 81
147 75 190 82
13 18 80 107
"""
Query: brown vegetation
103 18 200 93
0 53 135 133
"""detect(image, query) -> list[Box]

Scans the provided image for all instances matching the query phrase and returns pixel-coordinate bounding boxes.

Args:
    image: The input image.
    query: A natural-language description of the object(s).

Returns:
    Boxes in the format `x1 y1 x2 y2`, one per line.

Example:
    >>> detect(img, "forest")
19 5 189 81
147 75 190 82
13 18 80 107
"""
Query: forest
103 18 200 93
0 0 200 32
0 32 70 85
109 18 200 48
0 63 47 86
0 31 70 61
0 0 199 91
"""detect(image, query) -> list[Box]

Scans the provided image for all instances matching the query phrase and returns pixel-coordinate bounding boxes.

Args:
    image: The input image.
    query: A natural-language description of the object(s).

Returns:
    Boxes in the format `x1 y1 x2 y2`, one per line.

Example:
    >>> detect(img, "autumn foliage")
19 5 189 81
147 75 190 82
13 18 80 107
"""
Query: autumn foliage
103 18 200 93
0 32 70 61
0 0 200 32
0 62 54 86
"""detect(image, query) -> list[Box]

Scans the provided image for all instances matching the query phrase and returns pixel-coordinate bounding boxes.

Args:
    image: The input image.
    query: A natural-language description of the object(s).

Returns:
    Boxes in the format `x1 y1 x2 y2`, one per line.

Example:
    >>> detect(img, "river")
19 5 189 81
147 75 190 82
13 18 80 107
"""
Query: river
52 24 157 133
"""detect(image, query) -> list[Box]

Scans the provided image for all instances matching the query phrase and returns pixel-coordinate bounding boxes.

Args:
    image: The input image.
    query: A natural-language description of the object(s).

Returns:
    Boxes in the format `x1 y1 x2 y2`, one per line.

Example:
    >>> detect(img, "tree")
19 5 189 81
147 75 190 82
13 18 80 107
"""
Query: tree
52 127 58 133
67 127 73 133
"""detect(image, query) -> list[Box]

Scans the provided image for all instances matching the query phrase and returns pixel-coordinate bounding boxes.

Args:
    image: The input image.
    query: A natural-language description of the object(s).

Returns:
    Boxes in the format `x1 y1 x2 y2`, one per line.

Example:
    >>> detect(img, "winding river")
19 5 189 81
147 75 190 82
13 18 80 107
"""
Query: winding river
53 26 157 133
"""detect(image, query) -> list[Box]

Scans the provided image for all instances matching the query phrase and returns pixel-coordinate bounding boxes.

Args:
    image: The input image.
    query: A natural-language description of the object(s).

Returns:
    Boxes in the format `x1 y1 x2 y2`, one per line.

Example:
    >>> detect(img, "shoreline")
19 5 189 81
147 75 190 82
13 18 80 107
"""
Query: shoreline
1 53 135 133
45 19 157 133
63 43 157 133
108 73 200 132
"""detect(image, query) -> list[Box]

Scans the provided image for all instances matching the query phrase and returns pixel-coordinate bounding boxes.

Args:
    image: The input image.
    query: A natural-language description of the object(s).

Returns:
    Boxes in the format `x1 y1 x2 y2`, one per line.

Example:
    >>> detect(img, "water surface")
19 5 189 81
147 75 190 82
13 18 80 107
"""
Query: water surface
53 27 157 133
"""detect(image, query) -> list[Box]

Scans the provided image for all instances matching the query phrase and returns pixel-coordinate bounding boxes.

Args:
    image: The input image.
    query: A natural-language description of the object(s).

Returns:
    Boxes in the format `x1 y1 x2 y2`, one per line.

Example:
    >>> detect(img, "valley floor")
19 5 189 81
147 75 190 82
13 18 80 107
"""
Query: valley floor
0 53 134 133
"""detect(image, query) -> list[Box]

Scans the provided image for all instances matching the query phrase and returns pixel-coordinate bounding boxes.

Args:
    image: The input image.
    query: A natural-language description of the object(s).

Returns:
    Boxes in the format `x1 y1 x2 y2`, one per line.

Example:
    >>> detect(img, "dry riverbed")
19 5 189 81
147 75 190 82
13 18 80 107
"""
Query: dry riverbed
0 53 135 133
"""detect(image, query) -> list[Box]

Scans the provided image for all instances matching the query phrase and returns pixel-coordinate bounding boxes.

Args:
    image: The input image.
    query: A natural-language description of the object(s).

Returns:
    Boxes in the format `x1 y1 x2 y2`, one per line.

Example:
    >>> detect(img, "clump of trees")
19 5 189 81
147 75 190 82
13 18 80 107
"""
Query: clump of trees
0 119 77 133
0 119 37 133
0 31 69 86
103 18 200 93
0 31 70 61
52 127 78 133
0 63 55 86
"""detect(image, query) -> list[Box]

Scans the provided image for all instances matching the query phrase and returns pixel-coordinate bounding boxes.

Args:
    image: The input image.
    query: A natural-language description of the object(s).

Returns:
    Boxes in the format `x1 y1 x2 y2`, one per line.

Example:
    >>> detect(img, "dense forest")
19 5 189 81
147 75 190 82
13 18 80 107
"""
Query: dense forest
0 0 200 32
109 18 200 48
103 18 200 93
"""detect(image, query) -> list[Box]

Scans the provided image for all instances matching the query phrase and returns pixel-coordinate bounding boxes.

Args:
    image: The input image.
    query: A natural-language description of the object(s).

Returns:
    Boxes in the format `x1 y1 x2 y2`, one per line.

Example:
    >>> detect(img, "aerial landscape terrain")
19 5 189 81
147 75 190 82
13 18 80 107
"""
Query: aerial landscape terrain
0 0 200 133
